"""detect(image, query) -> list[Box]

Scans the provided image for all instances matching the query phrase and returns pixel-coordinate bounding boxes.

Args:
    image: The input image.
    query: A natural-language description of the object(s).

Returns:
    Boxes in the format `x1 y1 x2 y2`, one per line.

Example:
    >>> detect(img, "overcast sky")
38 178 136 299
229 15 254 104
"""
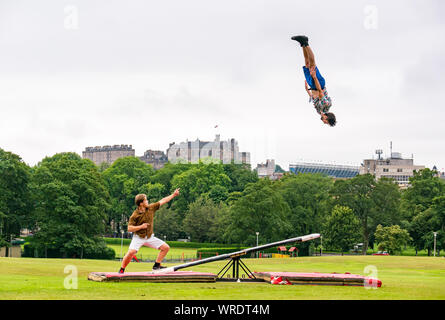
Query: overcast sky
1 0 444 170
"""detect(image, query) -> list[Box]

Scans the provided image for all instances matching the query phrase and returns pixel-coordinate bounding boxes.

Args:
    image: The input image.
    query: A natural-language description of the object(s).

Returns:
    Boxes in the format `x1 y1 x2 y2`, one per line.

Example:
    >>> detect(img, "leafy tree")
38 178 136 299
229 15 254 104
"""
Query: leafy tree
330 174 377 254
30 153 112 258
153 206 184 241
183 195 229 243
97 162 110 173
170 162 231 215
207 185 229 204
149 162 192 195
322 205 361 255
422 230 444 256
225 179 293 245
371 177 402 225
209 202 232 244
420 196 445 256
226 191 243 205
409 209 435 255
431 195 445 232
0 149 31 254
223 163 258 193
277 173 333 237
374 224 411 255
367 177 402 248
329 174 402 253
140 182 165 203
401 168 444 221
401 168 445 254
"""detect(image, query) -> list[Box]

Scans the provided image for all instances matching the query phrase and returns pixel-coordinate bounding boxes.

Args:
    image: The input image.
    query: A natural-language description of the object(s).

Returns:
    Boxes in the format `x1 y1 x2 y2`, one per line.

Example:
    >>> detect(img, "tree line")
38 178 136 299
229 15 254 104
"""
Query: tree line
1 148 444 258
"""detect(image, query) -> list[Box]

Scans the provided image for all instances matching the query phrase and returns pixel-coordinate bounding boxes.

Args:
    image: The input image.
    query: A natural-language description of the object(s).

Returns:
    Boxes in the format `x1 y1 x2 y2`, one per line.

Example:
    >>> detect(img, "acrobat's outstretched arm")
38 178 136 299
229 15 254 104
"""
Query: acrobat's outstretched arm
305 81 313 99
310 69 324 98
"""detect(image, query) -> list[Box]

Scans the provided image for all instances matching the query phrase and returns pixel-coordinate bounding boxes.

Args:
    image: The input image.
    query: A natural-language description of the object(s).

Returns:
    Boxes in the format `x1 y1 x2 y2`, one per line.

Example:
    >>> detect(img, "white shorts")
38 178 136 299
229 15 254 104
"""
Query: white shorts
129 234 166 252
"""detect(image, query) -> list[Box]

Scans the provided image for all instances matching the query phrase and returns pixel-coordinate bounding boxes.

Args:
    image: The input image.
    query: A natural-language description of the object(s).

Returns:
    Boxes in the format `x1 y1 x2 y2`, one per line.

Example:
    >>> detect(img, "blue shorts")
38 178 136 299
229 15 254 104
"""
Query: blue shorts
303 66 326 90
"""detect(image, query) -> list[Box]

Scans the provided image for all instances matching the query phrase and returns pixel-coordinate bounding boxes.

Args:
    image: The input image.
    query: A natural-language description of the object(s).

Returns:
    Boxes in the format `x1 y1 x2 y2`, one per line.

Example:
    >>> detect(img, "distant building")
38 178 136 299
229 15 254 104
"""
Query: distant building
82 144 135 166
360 149 425 188
256 159 284 180
257 159 275 177
167 135 250 165
139 150 168 170
0 239 22 258
432 166 445 181
240 152 251 165
290 162 360 179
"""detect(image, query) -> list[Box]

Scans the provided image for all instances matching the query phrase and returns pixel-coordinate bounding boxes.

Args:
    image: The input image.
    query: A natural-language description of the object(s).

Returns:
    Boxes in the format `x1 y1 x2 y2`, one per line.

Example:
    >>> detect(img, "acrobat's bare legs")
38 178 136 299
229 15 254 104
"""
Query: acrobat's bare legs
155 243 170 264
303 46 316 69
302 46 310 67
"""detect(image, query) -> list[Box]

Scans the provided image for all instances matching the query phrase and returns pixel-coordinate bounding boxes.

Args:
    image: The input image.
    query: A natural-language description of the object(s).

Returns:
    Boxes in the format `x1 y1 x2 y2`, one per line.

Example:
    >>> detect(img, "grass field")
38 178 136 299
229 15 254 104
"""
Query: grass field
108 244 198 261
1 255 444 300
107 242 441 261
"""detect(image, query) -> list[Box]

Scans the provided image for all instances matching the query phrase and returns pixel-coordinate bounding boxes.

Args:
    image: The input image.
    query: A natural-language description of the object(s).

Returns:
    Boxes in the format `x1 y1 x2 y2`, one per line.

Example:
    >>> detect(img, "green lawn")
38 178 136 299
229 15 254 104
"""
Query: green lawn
1 256 444 300
108 244 198 261
108 242 440 261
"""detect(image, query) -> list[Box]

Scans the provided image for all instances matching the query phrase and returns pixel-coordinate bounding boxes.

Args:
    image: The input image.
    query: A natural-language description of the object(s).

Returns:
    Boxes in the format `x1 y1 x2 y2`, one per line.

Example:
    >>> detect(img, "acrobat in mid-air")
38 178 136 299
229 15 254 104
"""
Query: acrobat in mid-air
291 35 336 127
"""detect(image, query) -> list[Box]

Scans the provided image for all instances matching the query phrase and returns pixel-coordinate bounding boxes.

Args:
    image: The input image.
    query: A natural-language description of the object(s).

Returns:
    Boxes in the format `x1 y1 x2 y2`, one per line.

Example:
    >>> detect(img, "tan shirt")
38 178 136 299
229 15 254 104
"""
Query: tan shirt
128 202 161 238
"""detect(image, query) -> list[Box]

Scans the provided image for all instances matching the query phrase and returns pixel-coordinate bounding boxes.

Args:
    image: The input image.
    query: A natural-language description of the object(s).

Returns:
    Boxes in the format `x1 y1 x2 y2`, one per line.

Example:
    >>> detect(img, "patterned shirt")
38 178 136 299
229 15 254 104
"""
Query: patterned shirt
311 88 332 115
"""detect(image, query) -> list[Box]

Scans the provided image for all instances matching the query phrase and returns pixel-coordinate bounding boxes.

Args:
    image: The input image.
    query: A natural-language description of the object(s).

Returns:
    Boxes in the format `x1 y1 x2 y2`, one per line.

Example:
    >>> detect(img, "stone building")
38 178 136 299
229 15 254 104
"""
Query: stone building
139 150 168 170
256 159 276 178
166 135 250 165
82 144 135 166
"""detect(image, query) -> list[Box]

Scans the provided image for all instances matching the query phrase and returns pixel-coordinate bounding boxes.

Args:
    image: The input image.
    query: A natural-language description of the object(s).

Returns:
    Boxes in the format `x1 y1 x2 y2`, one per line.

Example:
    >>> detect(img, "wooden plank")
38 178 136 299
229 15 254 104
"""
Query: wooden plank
88 271 217 283
253 272 382 287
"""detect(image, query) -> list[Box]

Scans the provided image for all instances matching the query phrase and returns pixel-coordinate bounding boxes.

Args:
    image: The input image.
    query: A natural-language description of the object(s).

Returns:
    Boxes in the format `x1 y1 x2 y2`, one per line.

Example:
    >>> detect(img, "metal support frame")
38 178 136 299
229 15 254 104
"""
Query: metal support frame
216 256 257 280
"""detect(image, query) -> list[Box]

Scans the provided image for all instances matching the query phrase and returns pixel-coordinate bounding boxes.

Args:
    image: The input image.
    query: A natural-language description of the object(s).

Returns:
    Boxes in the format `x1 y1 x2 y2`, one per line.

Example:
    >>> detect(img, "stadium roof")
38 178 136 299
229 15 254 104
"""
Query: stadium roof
289 162 360 179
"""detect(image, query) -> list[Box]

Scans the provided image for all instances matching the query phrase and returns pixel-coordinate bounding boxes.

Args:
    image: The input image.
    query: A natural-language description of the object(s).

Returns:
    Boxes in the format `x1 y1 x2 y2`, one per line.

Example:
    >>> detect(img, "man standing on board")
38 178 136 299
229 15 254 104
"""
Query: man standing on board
119 188 180 273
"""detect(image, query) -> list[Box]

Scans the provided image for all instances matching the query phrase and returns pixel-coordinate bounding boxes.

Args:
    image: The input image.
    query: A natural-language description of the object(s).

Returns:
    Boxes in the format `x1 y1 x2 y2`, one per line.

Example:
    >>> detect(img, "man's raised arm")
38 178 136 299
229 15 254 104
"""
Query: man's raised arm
310 69 324 97
305 81 313 99
159 188 180 206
